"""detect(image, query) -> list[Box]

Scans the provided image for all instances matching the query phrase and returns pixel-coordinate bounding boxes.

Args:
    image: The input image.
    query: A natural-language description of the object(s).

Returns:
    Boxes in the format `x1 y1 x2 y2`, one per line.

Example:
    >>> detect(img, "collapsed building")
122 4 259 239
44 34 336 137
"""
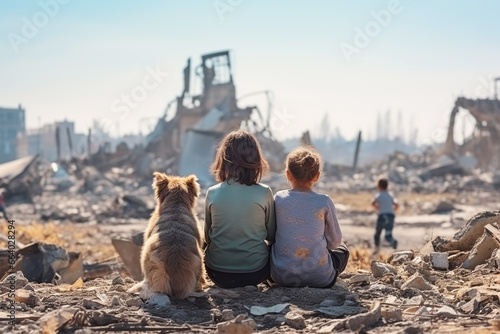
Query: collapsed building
145 50 284 183
443 78 500 171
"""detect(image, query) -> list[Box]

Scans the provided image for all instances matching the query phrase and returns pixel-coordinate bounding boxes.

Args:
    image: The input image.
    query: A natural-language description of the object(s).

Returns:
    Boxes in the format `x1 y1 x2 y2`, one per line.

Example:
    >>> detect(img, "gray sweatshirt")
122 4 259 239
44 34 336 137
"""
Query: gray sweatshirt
270 189 342 287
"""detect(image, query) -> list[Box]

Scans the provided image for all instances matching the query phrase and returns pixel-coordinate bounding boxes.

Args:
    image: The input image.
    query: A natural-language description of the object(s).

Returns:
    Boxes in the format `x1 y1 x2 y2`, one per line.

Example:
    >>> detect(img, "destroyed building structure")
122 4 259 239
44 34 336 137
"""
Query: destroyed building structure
443 78 500 171
0 104 25 163
144 50 284 183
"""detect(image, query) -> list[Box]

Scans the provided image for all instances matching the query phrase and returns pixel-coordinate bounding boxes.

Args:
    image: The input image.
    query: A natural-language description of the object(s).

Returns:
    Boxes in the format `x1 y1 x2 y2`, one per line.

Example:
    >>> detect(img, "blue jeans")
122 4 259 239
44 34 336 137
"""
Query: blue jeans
374 213 397 248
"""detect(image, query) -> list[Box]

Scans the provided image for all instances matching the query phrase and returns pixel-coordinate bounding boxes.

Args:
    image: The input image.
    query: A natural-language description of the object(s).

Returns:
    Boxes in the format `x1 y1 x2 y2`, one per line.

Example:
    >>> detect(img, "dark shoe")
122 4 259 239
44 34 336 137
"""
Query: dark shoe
392 240 398 250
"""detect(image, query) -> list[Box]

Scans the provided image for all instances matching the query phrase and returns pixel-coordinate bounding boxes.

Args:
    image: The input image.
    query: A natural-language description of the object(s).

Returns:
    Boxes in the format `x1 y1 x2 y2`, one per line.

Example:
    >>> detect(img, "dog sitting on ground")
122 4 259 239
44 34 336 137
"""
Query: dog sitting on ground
129 172 206 299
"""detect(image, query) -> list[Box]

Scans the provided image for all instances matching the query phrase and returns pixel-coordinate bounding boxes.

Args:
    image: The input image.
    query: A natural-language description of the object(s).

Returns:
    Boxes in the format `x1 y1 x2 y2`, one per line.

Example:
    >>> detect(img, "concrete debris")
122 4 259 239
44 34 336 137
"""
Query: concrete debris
391 251 414 265
147 293 171 308
217 314 257 334
430 252 449 270
371 261 397 278
401 274 433 291
346 301 381 331
284 312 306 330
3 242 82 285
461 229 498 270
433 211 500 252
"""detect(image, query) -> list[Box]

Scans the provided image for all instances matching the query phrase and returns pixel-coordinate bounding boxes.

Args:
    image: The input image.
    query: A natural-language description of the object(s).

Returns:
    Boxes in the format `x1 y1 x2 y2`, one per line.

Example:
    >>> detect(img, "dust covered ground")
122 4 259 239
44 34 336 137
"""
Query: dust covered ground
1 178 500 333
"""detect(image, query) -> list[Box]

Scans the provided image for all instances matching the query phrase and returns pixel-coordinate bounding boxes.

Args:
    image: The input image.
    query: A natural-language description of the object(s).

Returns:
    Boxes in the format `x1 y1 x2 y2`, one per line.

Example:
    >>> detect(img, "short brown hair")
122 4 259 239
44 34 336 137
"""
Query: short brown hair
378 178 388 190
286 146 322 182
211 130 269 186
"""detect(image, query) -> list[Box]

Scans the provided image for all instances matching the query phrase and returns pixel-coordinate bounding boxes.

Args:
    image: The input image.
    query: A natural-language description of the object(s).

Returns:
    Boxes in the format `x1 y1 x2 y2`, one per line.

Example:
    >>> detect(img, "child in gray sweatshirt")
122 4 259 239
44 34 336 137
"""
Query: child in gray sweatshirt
271 147 349 288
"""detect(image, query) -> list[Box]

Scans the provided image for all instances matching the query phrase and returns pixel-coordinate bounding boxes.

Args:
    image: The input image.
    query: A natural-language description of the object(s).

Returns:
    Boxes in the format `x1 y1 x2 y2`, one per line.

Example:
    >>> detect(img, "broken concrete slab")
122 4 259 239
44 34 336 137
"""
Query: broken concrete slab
217 314 257 334
433 211 500 252
284 312 306 330
371 261 397 278
430 252 449 270
448 251 470 269
111 233 143 281
391 251 414 265
401 273 433 291
9 243 82 285
461 230 498 270
346 301 381 331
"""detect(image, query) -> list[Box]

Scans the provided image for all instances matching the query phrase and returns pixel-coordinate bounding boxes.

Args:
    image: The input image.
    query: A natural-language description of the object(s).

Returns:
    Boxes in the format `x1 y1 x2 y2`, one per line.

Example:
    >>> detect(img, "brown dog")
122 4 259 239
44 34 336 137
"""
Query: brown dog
131 172 206 299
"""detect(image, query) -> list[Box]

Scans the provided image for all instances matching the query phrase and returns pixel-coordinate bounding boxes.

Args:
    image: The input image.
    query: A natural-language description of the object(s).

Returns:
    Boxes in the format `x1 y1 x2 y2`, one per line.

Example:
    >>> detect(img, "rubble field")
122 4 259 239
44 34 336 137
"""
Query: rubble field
1 188 500 333
1 150 500 333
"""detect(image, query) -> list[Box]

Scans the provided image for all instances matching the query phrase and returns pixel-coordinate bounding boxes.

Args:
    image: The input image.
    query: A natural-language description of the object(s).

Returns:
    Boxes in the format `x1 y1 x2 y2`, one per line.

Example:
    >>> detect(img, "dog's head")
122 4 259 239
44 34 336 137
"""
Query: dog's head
152 172 200 208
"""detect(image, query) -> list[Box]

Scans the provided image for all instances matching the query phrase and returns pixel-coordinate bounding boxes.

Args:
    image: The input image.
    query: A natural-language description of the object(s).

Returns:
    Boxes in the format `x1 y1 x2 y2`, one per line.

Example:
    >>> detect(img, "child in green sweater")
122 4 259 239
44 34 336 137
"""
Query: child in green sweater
204 130 276 288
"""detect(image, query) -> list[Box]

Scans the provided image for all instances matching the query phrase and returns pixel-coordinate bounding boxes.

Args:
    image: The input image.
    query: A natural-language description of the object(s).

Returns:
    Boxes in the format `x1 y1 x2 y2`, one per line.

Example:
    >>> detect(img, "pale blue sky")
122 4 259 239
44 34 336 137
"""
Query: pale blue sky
1 1 499 143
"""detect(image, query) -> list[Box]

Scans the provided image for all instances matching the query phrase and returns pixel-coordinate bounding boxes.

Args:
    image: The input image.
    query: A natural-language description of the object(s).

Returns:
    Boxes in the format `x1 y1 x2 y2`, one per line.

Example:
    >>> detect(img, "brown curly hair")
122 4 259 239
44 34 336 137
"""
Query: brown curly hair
211 130 269 186
286 146 322 183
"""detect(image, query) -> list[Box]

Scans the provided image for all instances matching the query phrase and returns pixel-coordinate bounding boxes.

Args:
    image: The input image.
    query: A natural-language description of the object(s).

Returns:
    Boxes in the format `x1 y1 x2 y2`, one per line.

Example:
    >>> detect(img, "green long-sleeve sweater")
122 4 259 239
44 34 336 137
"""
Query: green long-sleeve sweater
204 180 276 273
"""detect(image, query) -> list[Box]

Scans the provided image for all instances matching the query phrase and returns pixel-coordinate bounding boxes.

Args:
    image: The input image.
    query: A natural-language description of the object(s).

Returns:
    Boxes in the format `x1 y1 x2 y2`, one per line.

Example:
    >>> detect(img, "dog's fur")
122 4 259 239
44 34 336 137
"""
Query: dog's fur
130 173 206 299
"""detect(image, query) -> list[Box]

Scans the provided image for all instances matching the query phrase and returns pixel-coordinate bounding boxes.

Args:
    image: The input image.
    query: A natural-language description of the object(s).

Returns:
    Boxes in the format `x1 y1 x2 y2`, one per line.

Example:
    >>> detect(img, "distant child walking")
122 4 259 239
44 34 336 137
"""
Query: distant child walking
271 146 349 288
372 178 399 252
204 130 276 288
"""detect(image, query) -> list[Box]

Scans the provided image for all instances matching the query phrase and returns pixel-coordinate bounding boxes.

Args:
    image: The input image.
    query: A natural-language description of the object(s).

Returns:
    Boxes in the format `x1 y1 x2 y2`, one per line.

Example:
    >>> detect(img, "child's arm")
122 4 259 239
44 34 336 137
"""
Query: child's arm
204 190 212 246
264 188 276 244
325 196 342 250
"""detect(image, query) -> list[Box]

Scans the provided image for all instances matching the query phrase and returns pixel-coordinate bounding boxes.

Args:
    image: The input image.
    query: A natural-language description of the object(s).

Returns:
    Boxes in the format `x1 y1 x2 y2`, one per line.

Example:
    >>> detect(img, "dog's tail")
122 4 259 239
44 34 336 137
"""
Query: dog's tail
166 247 202 299
143 252 174 297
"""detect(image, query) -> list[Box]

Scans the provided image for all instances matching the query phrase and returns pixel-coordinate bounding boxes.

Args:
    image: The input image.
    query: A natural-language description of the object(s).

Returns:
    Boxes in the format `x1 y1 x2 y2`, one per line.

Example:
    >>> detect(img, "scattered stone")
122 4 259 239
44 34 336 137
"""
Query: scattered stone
39 308 79 334
349 274 370 284
243 285 258 292
15 289 39 307
460 298 479 314
0 271 29 291
83 299 106 309
346 301 381 331
436 305 458 318
371 261 397 278
147 293 171 308
381 308 402 322
391 251 414 265
285 312 306 330
401 274 432 291
126 297 143 307
111 296 121 306
221 309 235 321
89 310 121 326
404 295 424 306
112 275 124 285
430 252 449 270
456 287 478 301
217 314 256 334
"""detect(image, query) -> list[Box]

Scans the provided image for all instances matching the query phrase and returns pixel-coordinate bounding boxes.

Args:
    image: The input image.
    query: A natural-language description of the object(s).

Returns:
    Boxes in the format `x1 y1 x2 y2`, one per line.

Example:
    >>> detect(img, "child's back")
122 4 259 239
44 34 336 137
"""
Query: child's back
270 147 349 288
271 189 341 287
205 181 274 273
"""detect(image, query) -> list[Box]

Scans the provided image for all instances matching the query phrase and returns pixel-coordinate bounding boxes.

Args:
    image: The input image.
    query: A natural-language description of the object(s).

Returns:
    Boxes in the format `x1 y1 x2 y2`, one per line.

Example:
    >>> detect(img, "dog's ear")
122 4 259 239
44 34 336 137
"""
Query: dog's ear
153 172 169 200
185 174 200 198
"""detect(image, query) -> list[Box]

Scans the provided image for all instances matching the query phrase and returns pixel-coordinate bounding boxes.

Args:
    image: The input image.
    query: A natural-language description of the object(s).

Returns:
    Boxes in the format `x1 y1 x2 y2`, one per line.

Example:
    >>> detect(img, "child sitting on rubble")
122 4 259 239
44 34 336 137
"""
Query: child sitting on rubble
372 177 399 253
270 146 349 288
204 130 276 288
